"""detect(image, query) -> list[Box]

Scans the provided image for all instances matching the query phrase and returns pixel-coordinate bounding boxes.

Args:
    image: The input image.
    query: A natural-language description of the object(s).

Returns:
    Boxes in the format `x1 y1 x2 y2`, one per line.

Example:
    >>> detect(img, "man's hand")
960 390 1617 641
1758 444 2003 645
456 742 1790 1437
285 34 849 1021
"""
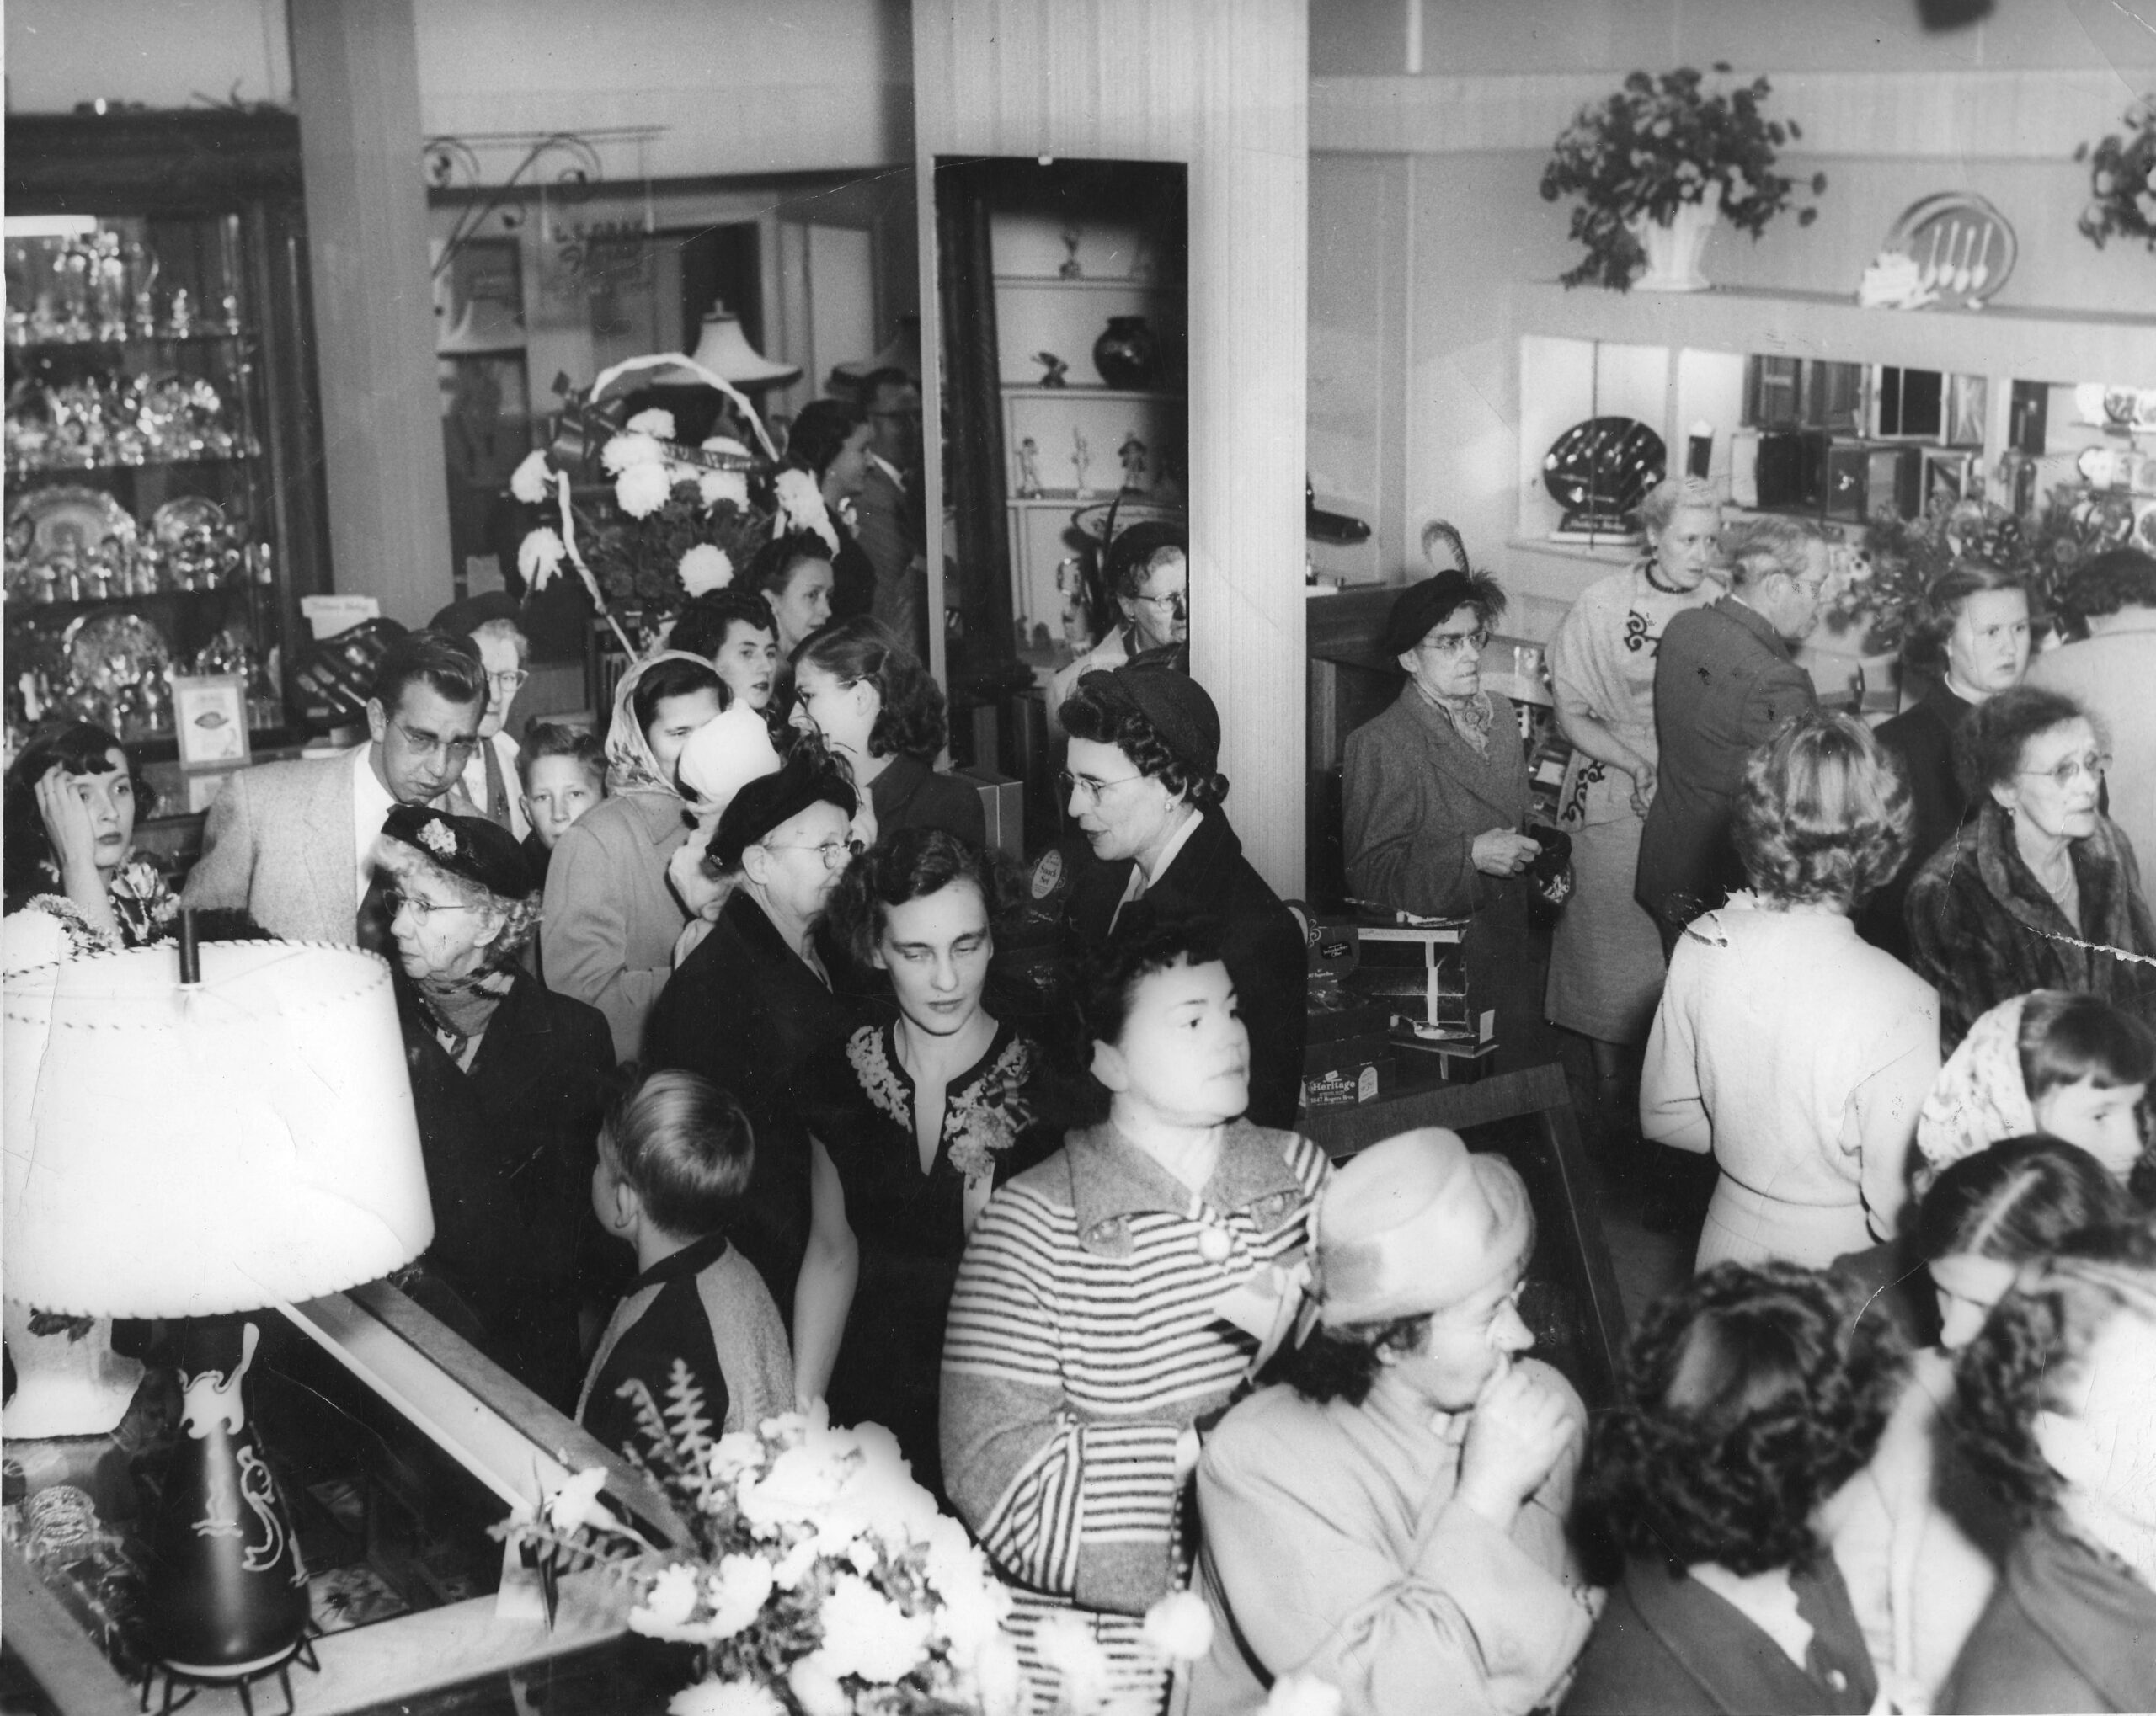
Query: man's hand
1627 759 1658 818
1471 829 1541 878
1455 1364 1581 1532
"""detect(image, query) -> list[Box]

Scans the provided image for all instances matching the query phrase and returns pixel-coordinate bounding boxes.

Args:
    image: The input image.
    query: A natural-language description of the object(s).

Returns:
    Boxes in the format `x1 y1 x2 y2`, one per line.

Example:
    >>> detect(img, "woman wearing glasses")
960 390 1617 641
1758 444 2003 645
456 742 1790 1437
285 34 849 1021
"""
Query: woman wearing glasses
1343 567 1551 1062
644 750 862 1314
1046 521 1188 732
791 616 986 847
374 803 615 1408
429 591 536 837
1908 685 2156 1053
788 828 1059 1490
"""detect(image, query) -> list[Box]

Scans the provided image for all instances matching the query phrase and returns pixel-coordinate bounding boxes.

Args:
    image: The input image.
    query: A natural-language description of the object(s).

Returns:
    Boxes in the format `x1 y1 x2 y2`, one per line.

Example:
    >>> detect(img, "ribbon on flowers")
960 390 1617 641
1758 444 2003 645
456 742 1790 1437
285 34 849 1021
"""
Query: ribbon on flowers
1213 1252 1315 1379
556 471 637 657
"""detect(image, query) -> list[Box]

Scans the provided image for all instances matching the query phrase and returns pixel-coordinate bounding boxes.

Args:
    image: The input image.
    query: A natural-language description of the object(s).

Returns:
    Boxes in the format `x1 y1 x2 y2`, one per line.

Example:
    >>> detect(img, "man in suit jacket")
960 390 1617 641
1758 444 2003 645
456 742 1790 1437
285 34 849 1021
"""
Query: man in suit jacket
183 630 488 944
852 368 928 659
1636 517 1827 950
1059 660 1305 1128
430 590 532 839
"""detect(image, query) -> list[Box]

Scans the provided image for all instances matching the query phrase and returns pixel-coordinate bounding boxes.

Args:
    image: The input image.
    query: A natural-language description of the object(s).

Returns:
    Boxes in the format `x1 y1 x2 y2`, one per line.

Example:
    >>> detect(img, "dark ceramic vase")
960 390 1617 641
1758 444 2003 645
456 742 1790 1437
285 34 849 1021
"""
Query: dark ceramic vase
1092 316 1160 391
145 1319 311 1676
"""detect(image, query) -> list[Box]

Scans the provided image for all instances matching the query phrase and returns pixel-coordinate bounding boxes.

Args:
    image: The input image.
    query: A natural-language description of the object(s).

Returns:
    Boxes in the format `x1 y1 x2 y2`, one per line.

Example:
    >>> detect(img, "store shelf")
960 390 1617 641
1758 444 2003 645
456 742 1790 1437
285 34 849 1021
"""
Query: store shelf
992 274 1184 291
1000 384 1184 402
6 585 252 621
7 448 262 477
6 329 246 355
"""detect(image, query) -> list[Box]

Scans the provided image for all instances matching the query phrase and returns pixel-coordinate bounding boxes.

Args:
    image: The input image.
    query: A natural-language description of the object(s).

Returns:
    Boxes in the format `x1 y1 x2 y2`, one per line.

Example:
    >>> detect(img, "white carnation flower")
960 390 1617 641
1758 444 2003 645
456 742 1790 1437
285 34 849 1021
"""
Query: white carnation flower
773 467 840 553
509 449 553 504
517 527 565 590
698 468 750 509
1140 1589 1214 1662
816 1573 931 1685
636 1563 702 1630
707 1431 762 1481
543 1468 609 1533
678 544 734 596
626 408 677 441
785 1654 851 1716
1264 1672 1345 1716
616 461 674 519
736 1440 853 1534
704 1552 776 1639
771 1534 820 1590
602 431 665 474
666 1682 785 1716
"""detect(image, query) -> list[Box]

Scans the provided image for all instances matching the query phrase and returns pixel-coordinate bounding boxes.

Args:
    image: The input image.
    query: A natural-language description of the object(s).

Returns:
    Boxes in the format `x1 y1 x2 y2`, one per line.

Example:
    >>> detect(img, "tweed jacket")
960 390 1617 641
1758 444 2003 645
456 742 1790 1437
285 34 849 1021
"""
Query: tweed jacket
539 789 691 1062
1636 595 1817 931
1905 800 2156 1051
180 754 362 944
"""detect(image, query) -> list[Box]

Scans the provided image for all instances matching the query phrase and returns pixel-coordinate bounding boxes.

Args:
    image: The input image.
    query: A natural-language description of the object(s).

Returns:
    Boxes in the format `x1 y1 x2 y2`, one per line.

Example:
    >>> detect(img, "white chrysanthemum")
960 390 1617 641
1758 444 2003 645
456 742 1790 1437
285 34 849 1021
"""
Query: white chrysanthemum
773 467 839 553
816 1574 931 1685
704 1553 776 1640
679 544 734 596
517 526 565 590
736 1441 851 1536
699 468 750 509
602 431 665 474
771 1534 820 1590
637 1563 701 1630
1264 1672 1345 1716
1140 1589 1214 1662
974 1631 1023 1716
1034 1611 1111 1708
509 449 552 504
544 1468 608 1533
616 461 674 519
626 408 677 441
666 1681 785 1716
785 1654 851 1716
707 1431 762 1481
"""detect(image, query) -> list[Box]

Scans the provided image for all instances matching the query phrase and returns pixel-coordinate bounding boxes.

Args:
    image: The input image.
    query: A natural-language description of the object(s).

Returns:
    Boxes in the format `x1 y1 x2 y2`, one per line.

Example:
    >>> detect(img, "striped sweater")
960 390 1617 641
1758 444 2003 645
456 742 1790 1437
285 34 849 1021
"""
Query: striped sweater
941 1118 1329 1619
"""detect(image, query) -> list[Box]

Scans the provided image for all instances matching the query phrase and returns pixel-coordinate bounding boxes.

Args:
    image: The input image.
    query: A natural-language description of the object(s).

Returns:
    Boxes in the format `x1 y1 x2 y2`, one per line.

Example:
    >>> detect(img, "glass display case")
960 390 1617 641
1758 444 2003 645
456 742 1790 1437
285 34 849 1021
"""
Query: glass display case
3 110 330 767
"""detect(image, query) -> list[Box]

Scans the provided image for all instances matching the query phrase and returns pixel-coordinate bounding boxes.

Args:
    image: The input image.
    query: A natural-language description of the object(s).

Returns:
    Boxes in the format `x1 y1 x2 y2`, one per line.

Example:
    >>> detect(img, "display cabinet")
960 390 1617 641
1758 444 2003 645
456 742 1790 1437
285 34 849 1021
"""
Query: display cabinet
3 111 330 765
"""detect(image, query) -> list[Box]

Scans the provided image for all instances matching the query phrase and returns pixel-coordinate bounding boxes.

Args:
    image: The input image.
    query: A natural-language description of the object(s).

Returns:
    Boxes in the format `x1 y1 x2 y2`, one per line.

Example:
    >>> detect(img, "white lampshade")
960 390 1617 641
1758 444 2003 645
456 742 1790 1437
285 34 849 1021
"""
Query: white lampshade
4 941 435 1320
689 305 800 388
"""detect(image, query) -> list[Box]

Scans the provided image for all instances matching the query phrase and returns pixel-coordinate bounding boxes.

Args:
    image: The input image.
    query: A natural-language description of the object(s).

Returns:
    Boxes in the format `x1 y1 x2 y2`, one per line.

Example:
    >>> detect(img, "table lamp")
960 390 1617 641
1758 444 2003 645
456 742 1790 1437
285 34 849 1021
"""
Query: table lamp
4 932 435 1699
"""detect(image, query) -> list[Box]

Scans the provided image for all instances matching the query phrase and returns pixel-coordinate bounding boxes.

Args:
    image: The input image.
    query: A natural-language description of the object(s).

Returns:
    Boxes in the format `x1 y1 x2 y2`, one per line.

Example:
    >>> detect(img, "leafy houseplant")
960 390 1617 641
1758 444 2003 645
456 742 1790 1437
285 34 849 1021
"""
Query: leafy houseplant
2073 94 2156 253
1540 65 1825 291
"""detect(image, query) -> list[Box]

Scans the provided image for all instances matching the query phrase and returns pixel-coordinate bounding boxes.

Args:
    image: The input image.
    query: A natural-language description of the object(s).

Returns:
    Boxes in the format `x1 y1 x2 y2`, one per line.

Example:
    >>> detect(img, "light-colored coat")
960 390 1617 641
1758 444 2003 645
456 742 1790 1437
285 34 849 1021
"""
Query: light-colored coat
539 789 691 1062
180 756 360 944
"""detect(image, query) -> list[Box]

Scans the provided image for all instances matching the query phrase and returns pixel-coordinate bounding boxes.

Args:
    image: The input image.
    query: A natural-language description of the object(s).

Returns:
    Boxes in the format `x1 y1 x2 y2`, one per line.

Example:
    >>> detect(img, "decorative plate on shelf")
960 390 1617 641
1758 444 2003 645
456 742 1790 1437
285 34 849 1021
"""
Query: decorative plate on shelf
150 495 228 545
8 486 136 558
61 610 172 699
1069 498 1186 543
1881 193 2016 308
1541 417 1666 525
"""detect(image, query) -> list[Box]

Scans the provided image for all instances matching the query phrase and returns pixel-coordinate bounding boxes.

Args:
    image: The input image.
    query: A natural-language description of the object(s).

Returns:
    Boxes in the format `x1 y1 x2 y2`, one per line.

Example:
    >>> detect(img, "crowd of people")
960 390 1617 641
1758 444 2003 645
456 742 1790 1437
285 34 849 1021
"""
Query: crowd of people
6 487 2156 1713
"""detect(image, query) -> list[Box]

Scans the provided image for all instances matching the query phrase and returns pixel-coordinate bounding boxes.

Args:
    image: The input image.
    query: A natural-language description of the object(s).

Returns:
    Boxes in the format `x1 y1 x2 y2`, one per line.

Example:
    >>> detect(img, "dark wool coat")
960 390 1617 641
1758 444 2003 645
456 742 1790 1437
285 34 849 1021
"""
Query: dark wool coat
1065 807 1306 1130
1636 595 1817 935
867 752 987 848
1938 1517 2156 1714
1563 1556 1876 1716
1859 679 1979 962
1904 799 2156 1053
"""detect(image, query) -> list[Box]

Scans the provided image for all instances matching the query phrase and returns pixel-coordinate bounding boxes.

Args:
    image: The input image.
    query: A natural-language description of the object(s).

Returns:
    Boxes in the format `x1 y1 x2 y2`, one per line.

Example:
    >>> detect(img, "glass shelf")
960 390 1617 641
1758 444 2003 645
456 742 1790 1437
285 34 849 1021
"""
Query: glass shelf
7 328 246 355
7 447 262 477
6 585 252 621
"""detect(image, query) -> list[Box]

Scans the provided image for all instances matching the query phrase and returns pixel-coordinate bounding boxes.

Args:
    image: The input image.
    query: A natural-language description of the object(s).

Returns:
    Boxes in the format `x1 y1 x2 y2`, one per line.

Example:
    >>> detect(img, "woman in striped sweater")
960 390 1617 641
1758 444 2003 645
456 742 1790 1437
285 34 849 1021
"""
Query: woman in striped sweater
941 921 1330 1708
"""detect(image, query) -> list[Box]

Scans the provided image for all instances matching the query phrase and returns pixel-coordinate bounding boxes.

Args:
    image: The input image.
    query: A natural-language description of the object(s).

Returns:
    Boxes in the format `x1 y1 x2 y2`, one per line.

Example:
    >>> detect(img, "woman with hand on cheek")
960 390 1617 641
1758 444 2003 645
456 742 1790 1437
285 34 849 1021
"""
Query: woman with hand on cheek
3 722 174 956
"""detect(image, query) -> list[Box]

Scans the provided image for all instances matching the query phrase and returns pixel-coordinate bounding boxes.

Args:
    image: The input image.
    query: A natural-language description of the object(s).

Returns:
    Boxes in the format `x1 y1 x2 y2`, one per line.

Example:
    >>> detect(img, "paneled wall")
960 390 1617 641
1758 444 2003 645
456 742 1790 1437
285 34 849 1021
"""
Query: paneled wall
913 0 1311 898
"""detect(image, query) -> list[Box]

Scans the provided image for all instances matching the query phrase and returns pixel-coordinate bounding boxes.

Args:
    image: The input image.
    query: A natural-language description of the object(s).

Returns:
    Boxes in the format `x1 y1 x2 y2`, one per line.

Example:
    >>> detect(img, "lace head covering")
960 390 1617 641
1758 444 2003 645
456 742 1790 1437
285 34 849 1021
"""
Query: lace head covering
603 649 721 797
1917 992 2036 1185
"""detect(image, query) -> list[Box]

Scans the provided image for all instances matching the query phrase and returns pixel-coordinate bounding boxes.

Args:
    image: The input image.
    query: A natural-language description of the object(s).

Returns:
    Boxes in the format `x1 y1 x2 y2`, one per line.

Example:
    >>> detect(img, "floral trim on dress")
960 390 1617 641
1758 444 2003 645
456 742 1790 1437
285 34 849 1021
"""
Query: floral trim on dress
23 855 178 957
845 1024 1036 1188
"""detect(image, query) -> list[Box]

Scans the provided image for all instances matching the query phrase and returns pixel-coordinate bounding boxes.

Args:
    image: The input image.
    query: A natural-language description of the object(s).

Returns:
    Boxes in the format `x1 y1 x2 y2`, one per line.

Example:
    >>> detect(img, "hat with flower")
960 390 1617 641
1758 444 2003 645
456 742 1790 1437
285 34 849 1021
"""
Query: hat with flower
379 804 534 901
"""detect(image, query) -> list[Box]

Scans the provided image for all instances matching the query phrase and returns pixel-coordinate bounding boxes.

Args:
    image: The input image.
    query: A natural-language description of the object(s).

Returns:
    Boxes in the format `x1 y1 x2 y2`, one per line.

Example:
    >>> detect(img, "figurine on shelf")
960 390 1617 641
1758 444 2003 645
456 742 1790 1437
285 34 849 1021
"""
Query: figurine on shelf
167 287 193 338
1118 432 1150 493
124 239 160 340
91 232 128 343
1016 436 1045 497
1059 226 1084 280
1071 427 1095 498
1034 351 1069 389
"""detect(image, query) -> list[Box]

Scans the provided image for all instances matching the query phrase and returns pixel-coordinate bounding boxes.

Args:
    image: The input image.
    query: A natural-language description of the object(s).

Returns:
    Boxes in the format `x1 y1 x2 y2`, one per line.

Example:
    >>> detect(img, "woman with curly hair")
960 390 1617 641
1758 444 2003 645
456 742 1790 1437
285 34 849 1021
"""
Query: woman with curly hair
792 616 985 847
1641 711 1940 1268
1858 562 2031 961
670 584 782 717
375 804 615 1406
1939 1223 2156 1712
787 827 1059 1493
1567 1262 1907 1714
3 720 175 958
1907 684 2156 1053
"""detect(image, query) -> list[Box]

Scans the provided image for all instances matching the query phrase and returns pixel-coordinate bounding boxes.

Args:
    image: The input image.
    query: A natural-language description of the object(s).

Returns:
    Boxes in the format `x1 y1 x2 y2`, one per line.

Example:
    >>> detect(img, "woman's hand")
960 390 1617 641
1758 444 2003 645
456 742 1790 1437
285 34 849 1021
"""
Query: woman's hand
1471 828 1541 878
34 766 105 884
1455 1363 1581 1532
667 817 732 923
1627 759 1658 818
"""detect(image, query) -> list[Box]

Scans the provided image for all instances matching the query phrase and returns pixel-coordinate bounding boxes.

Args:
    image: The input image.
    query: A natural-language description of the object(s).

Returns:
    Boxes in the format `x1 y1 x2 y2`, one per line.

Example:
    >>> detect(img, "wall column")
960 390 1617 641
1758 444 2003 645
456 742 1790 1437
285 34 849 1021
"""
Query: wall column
288 0 451 624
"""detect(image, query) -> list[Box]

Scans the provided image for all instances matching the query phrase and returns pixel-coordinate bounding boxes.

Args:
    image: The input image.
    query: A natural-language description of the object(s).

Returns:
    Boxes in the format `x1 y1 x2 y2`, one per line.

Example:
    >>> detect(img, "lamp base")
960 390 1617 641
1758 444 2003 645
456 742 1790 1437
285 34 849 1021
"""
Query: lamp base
0 1302 146 1438
141 1631 319 1716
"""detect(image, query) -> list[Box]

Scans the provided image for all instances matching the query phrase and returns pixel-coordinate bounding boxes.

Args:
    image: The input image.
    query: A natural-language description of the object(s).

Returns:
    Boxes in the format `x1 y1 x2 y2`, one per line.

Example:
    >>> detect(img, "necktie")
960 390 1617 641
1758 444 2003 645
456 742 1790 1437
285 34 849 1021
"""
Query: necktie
479 742 512 831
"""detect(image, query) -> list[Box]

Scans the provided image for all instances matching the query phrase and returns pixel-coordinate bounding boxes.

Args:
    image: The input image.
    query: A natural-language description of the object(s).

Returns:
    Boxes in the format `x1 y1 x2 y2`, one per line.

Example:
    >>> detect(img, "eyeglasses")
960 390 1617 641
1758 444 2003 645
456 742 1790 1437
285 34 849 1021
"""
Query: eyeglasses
1059 770 1150 804
758 838 862 870
488 669 530 694
391 722 480 764
2020 751 2111 788
1417 627 1489 659
1132 590 1187 618
382 889 478 925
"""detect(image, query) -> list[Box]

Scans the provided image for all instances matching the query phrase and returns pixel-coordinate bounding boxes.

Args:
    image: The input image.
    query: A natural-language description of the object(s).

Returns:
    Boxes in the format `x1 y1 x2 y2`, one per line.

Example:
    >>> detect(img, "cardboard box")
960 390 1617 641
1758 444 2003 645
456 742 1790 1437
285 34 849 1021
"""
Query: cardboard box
1305 915 1360 978
957 766 1024 861
1302 1041 1392 1110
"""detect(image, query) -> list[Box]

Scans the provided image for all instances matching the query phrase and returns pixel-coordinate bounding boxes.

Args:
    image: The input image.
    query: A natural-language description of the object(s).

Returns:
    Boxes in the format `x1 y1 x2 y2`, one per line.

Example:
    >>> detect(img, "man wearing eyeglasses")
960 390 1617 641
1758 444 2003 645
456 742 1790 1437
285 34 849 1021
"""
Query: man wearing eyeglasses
431 592 533 840
1048 521 1189 733
852 367 931 659
183 629 488 945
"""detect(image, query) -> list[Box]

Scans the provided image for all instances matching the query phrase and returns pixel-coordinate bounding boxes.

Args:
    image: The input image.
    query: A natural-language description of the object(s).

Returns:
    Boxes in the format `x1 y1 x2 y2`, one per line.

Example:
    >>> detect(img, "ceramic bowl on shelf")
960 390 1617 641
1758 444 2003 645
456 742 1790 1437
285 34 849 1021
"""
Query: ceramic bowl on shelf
8 485 136 559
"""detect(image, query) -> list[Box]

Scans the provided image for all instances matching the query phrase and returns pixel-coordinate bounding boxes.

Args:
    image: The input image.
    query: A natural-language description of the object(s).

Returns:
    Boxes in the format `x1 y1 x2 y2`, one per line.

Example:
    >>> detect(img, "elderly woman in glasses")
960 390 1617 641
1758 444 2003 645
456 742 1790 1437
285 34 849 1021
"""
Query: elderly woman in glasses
374 804 615 1407
1344 568 1552 1062
1907 685 2156 1053
645 750 862 1315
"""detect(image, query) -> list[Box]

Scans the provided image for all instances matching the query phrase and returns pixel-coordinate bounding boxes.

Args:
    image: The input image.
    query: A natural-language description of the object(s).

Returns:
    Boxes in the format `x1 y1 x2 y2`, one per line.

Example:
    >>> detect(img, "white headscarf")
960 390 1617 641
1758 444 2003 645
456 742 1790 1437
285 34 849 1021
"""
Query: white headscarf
1916 992 2037 1184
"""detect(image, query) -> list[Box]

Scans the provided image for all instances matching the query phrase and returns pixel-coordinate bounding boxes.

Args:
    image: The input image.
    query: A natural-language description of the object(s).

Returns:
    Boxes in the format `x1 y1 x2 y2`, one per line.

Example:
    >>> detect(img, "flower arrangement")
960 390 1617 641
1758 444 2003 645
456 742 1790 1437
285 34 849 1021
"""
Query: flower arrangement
1829 486 2124 654
1539 65 1824 290
2074 93 2156 253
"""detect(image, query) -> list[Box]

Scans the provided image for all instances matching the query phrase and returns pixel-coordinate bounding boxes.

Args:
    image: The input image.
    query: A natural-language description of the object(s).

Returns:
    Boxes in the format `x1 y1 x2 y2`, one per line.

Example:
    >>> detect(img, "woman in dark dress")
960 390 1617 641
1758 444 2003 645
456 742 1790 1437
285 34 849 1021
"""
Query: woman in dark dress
783 397 878 623
789 827 1055 1495
374 803 615 1409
